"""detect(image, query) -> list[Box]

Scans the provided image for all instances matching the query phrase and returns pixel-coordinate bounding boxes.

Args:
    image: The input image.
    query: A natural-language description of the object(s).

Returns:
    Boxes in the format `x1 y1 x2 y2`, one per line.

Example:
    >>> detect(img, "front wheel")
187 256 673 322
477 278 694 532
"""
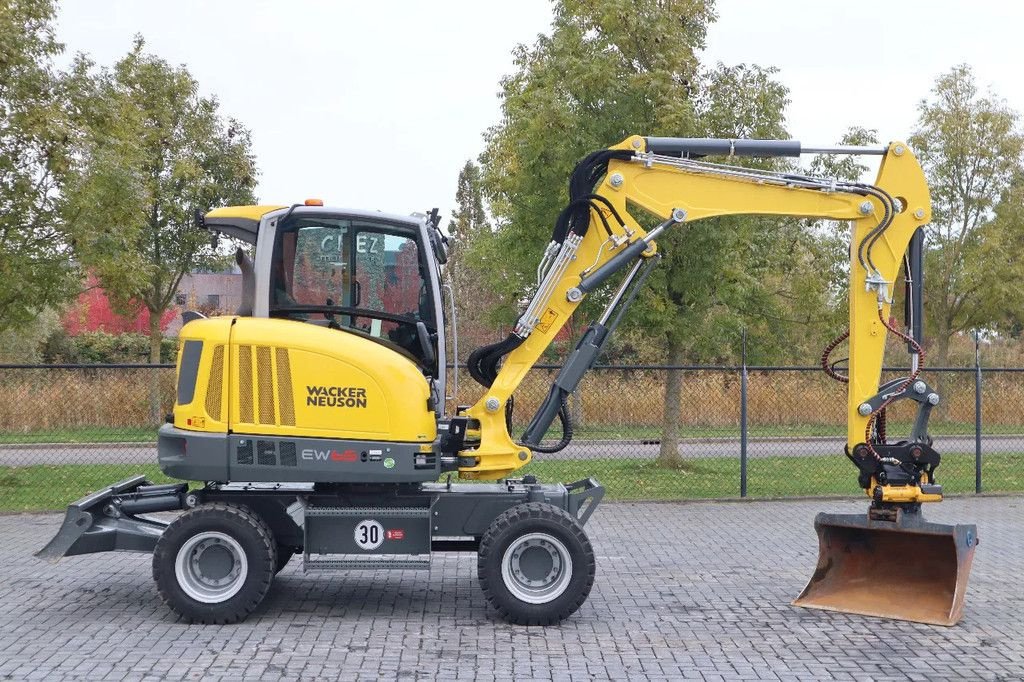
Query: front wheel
153 502 277 624
477 502 595 625
275 546 295 574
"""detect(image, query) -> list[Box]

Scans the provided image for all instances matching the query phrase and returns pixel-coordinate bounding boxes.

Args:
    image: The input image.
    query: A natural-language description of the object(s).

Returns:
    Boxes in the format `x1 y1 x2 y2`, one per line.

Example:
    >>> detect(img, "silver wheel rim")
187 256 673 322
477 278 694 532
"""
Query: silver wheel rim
501 532 573 604
174 531 248 603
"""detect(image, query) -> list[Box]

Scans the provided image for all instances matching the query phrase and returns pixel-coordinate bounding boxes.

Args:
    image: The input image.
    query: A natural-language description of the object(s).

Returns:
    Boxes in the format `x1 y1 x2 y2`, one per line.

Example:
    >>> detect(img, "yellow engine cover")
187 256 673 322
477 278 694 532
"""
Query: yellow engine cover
173 317 436 443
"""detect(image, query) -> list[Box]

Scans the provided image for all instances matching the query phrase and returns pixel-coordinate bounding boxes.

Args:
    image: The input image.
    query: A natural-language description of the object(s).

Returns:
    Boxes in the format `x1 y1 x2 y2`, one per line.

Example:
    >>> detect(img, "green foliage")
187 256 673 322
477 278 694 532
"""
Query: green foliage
909 65 1024 364
448 160 490 242
40 329 176 364
63 37 258 360
480 0 713 324
478 1 839 466
478 1 843 366
446 160 503 354
0 0 78 330
0 307 62 363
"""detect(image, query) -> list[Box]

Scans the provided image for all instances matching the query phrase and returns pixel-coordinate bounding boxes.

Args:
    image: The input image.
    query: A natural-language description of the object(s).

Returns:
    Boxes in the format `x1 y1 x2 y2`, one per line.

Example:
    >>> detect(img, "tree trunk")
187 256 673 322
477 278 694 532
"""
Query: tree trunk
148 309 164 424
930 324 952 394
933 329 951 368
658 335 686 469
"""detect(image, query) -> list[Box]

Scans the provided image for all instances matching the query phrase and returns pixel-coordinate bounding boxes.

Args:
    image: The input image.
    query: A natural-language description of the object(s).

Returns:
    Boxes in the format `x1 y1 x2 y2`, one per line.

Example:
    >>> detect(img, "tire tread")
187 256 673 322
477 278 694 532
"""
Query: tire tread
153 502 276 624
477 502 595 626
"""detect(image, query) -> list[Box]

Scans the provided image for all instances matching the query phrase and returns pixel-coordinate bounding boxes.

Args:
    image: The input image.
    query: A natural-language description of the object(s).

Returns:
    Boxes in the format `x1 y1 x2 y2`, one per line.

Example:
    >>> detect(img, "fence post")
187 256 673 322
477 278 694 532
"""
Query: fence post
974 330 982 494
740 329 748 498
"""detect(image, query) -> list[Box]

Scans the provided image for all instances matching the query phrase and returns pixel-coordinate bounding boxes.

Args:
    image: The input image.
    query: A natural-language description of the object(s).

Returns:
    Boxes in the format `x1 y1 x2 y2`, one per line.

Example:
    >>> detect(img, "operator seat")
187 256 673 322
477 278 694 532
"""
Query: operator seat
236 247 255 317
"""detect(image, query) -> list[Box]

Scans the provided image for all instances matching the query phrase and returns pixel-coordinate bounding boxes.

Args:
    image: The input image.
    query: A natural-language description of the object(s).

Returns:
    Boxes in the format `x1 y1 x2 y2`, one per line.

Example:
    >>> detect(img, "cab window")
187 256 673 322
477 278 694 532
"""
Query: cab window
271 215 435 367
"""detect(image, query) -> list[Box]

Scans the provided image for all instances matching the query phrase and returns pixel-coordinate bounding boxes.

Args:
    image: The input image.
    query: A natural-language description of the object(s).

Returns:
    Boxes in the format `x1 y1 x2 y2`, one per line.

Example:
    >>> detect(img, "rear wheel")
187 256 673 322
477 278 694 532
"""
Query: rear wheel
477 502 595 625
153 503 276 624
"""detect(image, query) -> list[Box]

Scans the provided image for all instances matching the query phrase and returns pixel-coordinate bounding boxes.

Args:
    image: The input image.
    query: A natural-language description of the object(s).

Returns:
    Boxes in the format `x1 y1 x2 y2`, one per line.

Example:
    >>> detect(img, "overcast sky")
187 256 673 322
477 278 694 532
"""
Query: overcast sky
54 1 1024 222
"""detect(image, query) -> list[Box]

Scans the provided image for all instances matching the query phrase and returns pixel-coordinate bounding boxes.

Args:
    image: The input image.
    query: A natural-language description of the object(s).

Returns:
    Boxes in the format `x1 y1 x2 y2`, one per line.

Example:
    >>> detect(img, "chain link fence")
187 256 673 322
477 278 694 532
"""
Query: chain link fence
2 359 1022 510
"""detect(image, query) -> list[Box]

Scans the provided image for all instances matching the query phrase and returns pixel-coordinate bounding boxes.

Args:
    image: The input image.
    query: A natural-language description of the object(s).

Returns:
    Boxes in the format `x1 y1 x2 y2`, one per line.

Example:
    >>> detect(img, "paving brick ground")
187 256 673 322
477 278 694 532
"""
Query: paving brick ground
0 496 1021 681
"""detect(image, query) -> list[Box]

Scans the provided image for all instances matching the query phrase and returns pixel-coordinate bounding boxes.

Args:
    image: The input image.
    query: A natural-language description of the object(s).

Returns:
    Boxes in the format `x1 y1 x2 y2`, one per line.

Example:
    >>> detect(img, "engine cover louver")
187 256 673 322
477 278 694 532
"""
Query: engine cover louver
234 345 296 427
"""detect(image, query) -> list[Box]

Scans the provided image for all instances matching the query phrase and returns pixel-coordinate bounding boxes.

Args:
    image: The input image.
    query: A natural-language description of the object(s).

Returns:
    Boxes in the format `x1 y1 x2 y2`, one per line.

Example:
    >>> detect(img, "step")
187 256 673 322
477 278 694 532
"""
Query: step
303 555 431 572
304 506 433 519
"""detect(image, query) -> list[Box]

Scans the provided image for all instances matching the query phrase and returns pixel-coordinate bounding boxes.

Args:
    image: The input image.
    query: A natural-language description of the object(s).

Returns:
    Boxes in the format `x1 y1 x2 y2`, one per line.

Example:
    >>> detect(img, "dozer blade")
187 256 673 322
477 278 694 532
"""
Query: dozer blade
36 475 181 561
793 511 978 626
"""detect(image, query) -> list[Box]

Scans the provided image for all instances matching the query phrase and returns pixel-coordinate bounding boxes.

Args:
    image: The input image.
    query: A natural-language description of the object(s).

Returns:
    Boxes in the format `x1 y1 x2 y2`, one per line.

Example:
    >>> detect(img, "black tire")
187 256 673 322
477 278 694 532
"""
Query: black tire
275 546 295 574
153 502 277 624
477 502 595 625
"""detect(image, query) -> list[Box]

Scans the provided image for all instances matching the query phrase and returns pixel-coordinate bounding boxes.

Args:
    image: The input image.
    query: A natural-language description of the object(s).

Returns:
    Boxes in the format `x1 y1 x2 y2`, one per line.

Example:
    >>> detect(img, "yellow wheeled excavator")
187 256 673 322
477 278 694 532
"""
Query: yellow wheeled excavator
39 135 976 626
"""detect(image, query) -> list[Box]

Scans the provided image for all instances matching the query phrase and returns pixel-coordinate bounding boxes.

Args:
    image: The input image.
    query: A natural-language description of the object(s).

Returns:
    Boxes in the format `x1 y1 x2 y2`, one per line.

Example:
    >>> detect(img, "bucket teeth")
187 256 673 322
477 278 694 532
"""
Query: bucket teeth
792 511 978 626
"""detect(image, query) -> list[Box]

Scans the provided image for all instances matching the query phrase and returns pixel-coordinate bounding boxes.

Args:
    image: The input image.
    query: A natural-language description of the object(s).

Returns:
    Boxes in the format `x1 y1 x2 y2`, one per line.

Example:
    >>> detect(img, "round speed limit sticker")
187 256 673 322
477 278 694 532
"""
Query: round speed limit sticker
354 519 384 550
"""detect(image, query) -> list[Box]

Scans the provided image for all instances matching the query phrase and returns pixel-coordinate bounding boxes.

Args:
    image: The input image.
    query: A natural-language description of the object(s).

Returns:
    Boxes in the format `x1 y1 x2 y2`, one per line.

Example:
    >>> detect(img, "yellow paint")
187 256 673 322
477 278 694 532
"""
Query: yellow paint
173 317 434 443
460 136 931 480
869 480 944 504
174 318 232 433
205 205 286 222
846 146 931 448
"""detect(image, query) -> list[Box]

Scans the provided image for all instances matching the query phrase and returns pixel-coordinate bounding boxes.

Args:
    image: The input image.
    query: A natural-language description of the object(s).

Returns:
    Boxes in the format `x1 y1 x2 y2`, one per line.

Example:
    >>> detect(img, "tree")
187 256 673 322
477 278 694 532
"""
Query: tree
0 0 77 330
64 37 258 367
446 160 496 357
479 1 810 467
909 65 1024 366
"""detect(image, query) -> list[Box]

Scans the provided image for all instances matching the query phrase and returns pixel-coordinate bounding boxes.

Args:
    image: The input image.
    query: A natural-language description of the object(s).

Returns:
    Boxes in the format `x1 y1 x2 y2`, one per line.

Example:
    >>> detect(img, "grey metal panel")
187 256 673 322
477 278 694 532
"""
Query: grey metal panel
303 557 430 571
645 137 802 158
253 209 287 319
427 482 571 537
417 215 447 405
204 217 260 243
35 476 169 560
176 340 203 405
305 507 432 518
157 424 230 481
227 434 438 484
305 506 433 555
47 514 167 556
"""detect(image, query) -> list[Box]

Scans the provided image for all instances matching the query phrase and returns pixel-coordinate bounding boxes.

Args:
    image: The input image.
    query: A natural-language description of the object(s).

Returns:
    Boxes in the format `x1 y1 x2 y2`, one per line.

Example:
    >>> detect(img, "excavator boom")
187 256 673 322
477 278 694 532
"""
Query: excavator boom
458 135 976 625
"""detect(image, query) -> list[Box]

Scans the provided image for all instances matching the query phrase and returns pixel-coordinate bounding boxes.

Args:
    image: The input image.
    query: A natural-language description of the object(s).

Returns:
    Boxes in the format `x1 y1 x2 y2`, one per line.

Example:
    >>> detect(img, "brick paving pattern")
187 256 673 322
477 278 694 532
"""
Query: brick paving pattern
0 496 1021 681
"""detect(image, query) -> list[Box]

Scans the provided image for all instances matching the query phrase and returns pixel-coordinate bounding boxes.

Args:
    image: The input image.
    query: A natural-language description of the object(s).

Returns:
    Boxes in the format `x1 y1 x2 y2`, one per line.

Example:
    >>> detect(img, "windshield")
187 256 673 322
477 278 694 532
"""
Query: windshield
271 214 436 367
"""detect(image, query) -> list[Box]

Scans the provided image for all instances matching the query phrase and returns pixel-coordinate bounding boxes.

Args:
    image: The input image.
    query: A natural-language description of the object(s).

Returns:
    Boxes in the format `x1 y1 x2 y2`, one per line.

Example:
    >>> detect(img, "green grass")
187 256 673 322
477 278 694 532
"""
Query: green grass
3 453 1022 512
0 426 155 445
0 464 183 512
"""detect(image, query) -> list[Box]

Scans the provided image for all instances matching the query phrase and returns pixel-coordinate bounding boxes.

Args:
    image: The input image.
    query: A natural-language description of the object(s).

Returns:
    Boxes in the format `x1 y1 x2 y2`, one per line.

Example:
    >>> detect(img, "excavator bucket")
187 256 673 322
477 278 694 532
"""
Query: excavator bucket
793 511 978 626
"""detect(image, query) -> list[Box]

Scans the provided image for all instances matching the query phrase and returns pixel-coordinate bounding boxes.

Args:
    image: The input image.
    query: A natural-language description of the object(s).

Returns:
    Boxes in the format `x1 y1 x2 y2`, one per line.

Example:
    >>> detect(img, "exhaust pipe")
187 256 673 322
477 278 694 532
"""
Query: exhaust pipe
793 510 978 626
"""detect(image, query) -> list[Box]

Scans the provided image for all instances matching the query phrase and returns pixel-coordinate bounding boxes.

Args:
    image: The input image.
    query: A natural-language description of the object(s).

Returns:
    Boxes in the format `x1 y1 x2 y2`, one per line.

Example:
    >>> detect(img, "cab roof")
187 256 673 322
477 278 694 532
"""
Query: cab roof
201 204 424 243
205 205 287 222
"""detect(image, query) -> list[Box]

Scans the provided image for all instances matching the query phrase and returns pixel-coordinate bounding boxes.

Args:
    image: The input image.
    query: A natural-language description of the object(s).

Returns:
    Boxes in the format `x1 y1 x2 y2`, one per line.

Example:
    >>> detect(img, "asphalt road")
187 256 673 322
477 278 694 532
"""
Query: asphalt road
3 496 1021 680
1 434 1022 466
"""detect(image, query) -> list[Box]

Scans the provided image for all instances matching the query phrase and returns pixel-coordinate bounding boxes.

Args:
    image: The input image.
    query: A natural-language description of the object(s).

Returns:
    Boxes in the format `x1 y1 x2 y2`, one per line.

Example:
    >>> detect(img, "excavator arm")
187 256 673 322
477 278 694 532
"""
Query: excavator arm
461 135 933 499
458 135 977 627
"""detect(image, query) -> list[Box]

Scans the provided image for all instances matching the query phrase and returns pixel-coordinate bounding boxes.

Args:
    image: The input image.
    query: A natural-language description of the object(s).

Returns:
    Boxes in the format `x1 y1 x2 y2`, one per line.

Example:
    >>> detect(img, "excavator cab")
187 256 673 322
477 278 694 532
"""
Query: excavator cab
202 202 448 387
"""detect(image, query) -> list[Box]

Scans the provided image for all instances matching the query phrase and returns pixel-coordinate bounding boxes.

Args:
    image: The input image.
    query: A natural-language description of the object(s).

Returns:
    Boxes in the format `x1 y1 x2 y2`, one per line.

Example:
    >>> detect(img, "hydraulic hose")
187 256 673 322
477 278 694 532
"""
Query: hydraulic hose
527 396 574 454
862 309 925 462
821 329 850 384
